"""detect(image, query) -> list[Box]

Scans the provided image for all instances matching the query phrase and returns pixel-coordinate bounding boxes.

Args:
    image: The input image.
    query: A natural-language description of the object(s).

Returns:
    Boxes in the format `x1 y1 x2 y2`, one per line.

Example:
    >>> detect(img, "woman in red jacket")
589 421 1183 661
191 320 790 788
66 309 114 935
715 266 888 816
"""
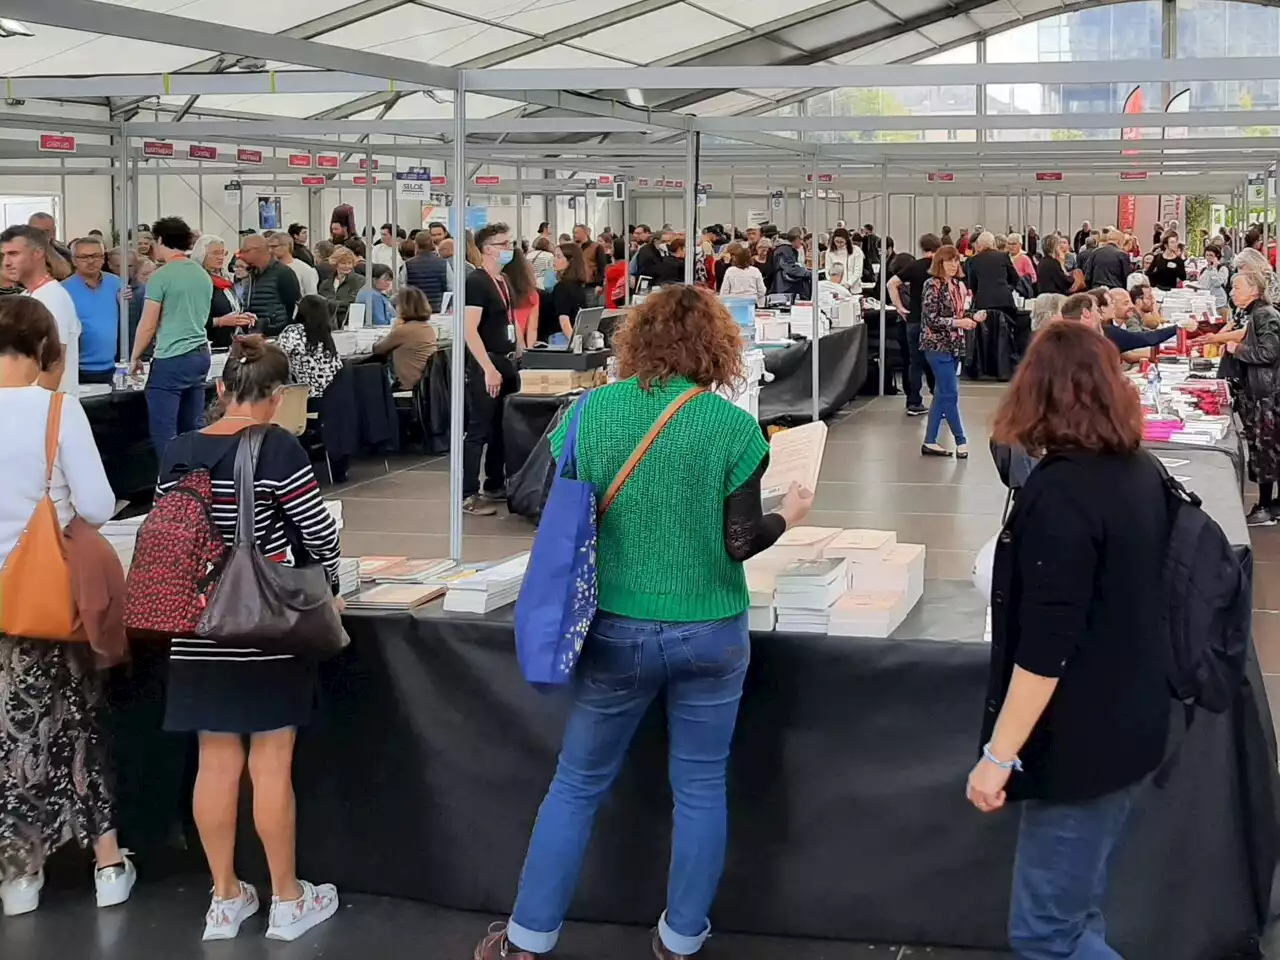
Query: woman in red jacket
603 236 628 309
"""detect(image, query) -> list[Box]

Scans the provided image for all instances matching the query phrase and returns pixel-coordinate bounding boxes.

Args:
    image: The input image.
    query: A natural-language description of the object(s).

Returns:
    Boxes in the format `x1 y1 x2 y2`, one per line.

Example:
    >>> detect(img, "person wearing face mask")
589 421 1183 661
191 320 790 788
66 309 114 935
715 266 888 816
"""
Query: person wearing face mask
461 223 520 516
634 228 674 287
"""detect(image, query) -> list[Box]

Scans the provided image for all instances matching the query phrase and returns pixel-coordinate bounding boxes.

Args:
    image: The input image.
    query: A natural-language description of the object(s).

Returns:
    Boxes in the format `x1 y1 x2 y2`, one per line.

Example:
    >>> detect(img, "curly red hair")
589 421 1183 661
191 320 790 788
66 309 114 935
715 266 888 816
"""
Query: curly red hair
614 285 744 390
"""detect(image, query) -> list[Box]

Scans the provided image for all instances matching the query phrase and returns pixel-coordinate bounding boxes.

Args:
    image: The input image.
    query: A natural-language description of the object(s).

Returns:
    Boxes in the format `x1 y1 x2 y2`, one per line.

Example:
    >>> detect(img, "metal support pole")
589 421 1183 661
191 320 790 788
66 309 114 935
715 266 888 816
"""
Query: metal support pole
624 201 633 307
661 168 668 228
811 151 820 424
449 78 467 561
730 175 736 232
683 133 697 285
197 166 204 234
391 144 400 292
116 125 129 362
515 163 523 249
364 147 374 292
878 161 888 397
933 180 939 233
129 157 140 245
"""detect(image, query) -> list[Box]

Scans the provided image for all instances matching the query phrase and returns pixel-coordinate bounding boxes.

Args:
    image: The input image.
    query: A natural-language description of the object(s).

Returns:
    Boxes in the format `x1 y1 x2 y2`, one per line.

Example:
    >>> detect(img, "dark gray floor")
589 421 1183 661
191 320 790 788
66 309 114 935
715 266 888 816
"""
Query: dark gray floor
3 383 1276 957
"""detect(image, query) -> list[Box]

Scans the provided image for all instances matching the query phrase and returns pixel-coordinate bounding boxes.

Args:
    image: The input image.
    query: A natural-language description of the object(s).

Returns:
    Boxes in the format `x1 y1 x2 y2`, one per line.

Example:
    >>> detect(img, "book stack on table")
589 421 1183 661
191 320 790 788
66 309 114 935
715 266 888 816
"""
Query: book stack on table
442 553 531 614
774 557 851 633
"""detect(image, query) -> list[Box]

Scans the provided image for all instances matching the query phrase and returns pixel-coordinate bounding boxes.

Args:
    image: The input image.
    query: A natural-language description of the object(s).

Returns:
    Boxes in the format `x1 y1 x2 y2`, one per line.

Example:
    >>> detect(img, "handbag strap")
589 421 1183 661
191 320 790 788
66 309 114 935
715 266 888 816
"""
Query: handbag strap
557 394 589 481
43 391 64 491
599 385 704 518
232 426 268 548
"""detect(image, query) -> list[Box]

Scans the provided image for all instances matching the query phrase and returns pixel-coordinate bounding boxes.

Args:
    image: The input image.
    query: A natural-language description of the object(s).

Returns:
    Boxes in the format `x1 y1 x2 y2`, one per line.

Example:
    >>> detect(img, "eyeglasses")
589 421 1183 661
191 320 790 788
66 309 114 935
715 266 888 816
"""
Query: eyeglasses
74 253 104 261
484 240 513 251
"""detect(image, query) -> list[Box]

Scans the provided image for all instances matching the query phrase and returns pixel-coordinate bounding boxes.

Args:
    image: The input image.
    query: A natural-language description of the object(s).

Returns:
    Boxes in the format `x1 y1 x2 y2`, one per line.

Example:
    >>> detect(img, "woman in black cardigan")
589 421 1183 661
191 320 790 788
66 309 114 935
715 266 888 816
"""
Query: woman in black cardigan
1225 270 1280 524
1035 233 1075 296
970 320 1170 959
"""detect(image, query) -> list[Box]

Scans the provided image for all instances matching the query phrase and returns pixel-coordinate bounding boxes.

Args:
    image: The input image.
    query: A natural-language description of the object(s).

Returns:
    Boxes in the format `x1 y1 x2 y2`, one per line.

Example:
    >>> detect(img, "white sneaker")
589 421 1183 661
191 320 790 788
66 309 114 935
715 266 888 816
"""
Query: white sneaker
0 871 44 917
265 880 339 942
202 881 260 941
95 853 137 908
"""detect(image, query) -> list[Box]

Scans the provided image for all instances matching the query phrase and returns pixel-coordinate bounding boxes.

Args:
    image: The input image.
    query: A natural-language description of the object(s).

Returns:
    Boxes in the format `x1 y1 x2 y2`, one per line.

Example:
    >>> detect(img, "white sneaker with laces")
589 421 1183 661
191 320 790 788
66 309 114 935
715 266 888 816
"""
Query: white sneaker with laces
95 852 137 908
202 881 260 941
265 880 339 942
0 871 43 916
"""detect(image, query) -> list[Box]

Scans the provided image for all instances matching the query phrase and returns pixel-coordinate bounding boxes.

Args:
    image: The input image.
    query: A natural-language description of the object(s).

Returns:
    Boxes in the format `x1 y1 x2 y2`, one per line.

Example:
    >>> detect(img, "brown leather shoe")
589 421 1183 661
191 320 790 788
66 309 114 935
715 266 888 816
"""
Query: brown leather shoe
651 930 691 960
475 923 536 960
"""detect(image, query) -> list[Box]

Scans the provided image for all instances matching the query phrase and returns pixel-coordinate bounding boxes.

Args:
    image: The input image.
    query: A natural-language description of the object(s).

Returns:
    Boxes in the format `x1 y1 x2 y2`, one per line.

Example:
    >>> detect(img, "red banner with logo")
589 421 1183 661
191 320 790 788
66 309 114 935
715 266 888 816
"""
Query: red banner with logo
1118 86 1143 233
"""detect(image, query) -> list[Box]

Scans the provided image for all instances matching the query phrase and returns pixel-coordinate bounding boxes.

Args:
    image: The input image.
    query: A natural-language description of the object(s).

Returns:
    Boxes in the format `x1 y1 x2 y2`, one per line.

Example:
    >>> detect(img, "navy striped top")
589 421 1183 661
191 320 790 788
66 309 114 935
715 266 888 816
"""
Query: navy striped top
156 424 341 663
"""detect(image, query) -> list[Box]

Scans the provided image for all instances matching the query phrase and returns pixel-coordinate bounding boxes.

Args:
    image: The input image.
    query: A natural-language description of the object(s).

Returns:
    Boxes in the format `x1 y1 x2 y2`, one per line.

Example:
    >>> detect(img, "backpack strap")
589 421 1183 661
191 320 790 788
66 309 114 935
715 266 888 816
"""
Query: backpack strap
599 386 704 518
42 391 64 491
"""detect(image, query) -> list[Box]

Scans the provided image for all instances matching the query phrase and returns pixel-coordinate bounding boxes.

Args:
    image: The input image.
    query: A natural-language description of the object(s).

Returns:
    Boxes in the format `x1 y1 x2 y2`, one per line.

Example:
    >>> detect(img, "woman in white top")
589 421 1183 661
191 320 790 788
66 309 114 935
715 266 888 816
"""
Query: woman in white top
719 242 768 306
825 227 863 289
529 236 557 290
0 297 135 918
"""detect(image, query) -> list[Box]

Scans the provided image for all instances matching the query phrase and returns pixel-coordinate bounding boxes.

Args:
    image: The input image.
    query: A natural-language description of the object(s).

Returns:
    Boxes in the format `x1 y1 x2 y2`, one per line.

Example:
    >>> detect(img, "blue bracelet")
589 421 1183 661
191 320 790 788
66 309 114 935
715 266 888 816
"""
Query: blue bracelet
982 742 1023 771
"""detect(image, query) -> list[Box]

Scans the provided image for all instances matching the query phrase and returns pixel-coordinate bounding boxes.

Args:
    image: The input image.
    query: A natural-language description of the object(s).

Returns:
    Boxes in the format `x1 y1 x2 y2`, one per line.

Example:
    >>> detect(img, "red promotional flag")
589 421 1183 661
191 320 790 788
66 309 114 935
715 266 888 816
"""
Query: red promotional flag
1118 86 1144 232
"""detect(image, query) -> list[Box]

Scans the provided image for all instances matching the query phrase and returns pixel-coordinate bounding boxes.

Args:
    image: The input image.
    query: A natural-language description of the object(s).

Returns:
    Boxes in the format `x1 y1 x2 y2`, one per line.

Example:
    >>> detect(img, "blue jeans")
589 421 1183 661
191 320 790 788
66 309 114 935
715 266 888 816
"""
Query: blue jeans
923 350 965 445
509 612 750 956
146 347 210 465
1009 784 1140 959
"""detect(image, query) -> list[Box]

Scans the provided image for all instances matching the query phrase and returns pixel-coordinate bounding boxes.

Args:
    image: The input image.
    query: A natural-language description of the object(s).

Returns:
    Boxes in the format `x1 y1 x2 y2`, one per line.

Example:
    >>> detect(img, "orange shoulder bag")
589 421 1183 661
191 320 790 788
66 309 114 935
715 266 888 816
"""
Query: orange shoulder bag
0 392 79 641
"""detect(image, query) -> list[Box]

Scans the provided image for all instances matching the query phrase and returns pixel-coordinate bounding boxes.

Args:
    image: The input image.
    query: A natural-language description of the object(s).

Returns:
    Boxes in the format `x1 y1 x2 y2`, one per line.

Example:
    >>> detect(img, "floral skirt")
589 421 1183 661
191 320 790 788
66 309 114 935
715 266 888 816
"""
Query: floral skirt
0 637 116 881
1240 393 1280 484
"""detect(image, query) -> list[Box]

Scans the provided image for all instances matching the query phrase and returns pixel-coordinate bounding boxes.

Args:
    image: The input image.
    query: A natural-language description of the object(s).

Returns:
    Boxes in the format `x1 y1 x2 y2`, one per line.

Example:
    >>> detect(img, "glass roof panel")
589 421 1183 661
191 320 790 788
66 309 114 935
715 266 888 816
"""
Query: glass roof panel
500 45 629 68
313 7 526 65
575 4 741 61
3 27 211 76
694 0 845 27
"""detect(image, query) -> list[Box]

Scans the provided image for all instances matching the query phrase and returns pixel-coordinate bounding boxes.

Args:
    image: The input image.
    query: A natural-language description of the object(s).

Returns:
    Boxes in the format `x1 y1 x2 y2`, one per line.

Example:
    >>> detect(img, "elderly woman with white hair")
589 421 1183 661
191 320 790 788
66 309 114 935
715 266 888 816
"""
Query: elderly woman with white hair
1029 293 1065 332
192 234 255 348
1225 269 1280 524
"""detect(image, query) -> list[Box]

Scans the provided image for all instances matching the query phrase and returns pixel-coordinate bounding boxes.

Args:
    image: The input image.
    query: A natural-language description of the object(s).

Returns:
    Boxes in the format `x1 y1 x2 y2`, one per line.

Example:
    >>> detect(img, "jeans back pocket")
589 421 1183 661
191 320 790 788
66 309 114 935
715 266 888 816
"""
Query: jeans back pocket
581 617 648 692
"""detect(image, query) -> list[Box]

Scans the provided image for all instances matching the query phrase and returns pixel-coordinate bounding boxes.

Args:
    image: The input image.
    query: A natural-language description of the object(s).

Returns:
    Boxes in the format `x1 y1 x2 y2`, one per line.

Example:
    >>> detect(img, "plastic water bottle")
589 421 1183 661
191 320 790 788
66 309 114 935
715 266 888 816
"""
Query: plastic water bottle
1146 363 1163 413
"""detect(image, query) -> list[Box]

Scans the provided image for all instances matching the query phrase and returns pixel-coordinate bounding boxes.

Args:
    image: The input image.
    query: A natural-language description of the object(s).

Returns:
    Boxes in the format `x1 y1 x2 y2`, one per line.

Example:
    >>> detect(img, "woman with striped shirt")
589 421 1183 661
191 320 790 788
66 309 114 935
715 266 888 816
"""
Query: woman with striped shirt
156 335 342 944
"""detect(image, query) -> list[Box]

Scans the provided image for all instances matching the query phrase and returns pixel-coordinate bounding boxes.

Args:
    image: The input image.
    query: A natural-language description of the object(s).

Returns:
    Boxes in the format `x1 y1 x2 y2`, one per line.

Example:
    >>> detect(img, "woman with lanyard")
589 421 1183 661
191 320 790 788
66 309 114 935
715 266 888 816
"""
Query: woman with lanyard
461 222 521 517
919 244 984 459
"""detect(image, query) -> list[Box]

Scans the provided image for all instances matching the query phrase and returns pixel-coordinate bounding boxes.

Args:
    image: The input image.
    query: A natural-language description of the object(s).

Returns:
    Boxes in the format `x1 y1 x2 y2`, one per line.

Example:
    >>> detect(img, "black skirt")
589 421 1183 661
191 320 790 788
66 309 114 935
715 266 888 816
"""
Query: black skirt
163 655 317 734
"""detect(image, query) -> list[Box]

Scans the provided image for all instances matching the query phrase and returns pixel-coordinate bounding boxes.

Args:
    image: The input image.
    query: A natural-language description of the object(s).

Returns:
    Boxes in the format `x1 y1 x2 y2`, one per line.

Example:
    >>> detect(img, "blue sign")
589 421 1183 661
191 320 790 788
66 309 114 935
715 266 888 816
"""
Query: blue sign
465 205 489 233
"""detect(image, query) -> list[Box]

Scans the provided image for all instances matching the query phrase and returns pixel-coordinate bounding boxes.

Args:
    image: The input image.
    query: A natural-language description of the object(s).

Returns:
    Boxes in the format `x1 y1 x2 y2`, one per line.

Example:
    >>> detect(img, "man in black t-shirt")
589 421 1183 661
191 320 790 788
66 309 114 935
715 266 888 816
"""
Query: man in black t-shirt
886 233 941 415
462 222 520 516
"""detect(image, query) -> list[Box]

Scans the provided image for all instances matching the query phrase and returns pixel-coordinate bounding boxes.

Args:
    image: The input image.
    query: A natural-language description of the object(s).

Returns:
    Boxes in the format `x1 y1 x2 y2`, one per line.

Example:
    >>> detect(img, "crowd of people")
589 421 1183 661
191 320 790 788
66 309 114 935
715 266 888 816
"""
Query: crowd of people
0 196 1265 960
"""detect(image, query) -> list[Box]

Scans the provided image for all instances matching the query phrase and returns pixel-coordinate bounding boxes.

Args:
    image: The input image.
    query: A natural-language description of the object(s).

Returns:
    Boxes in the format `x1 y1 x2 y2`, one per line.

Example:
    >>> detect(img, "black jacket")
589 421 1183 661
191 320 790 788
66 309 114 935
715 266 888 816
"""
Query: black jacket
771 242 811 297
633 241 667 284
404 252 449 312
983 451 1171 803
244 259 301 336
1084 243 1130 290
1035 256 1074 296
966 249 1018 310
293 243 315 267
1072 229 1090 254
1234 298 1280 400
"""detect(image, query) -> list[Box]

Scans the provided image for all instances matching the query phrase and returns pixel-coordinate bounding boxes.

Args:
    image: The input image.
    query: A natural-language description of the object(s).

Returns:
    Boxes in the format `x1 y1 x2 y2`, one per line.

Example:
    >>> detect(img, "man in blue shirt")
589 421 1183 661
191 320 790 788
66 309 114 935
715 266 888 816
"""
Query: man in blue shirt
62 235 125 383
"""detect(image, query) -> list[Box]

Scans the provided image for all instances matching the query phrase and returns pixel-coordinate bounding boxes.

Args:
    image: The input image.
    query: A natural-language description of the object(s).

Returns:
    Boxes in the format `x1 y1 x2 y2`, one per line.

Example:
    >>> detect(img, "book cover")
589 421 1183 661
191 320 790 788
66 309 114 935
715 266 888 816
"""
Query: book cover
349 583 445 608
358 556 408 578
761 422 828 510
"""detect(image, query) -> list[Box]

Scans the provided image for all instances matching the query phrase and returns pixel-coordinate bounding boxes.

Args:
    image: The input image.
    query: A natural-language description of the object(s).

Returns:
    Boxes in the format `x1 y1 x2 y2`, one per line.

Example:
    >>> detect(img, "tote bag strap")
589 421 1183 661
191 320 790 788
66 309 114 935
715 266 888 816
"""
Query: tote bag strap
231 426 268 548
42 391 64 491
599 385 704 518
556 394 589 481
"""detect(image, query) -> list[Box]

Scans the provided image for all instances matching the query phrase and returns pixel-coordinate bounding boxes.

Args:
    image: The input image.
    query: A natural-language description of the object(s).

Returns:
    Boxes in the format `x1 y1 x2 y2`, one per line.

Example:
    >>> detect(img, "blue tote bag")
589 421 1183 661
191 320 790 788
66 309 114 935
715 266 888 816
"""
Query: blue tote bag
514 386 704 689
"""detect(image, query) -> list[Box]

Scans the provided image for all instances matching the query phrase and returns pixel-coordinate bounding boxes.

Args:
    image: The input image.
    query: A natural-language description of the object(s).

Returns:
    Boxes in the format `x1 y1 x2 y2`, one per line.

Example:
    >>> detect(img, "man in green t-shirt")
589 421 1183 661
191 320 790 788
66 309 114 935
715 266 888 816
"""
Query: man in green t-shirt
129 216 213 462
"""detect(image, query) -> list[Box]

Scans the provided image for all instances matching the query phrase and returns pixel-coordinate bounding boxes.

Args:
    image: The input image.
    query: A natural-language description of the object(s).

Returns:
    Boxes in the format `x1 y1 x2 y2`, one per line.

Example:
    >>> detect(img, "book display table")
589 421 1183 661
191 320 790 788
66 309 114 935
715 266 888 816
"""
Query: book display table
104 449 1277 959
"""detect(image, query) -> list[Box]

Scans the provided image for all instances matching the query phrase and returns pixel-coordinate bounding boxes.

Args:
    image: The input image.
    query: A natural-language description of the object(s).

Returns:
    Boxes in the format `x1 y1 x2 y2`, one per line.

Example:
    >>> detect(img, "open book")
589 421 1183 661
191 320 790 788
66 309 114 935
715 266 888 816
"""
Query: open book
760 421 827 511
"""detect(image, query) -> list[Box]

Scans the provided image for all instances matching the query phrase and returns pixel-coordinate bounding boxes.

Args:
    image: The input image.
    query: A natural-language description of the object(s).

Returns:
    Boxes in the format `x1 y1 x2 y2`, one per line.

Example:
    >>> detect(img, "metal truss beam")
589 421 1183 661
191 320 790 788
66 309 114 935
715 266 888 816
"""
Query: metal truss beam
4 0 457 88
696 110 1280 133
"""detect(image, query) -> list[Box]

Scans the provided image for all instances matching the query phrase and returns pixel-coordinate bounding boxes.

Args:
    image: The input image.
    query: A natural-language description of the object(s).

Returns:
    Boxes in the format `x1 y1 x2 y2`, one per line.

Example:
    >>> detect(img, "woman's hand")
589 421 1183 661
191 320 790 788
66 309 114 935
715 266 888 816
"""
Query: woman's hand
966 758 1011 813
1226 339 1240 354
955 317 978 331
973 310 987 323
333 595 346 614
777 482 814 528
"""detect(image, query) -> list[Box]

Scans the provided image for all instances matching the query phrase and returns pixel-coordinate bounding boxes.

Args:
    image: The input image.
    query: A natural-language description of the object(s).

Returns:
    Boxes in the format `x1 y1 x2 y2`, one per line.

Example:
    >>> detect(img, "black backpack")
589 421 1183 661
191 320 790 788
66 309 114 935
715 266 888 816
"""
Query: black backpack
1153 456 1251 713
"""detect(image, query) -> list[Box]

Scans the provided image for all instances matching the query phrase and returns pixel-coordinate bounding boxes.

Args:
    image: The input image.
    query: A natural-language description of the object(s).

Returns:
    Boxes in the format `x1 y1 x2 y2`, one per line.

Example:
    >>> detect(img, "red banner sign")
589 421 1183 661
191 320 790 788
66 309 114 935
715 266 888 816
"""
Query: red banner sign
805 173 834 183
1035 172 1063 182
316 155 339 169
474 175 500 186
1119 171 1148 181
287 154 312 168
38 134 76 153
598 175 613 185
236 148 263 165
431 176 447 185
187 144 218 161
301 176 327 186
352 175 378 185
359 158 380 170
142 140 174 158
637 178 650 187
927 172 955 182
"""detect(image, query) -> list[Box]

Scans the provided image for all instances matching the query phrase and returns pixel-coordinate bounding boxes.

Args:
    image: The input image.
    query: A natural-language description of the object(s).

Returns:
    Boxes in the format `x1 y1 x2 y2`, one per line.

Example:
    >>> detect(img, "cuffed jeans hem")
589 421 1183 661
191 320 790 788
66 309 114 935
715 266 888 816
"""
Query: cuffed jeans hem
659 912 711 955
507 918 560 954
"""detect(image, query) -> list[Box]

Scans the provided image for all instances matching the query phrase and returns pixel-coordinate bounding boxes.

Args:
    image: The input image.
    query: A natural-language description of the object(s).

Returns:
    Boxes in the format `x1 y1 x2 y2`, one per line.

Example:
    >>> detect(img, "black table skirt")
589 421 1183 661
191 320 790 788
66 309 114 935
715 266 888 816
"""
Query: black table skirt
758 324 867 427
83 358 398 497
105 573 1277 958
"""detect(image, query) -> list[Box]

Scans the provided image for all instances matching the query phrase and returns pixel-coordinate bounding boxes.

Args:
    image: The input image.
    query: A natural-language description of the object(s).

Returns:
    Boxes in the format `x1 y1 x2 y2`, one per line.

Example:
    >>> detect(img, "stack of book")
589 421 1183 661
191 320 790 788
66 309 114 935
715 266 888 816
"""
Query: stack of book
337 557 360 597
773 557 850 633
823 528 896 565
442 553 531 614
769 526 841 561
345 582 446 611
359 557 455 583
323 500 344 531
848 543 925 598
828 590 915 638
745 556 789 631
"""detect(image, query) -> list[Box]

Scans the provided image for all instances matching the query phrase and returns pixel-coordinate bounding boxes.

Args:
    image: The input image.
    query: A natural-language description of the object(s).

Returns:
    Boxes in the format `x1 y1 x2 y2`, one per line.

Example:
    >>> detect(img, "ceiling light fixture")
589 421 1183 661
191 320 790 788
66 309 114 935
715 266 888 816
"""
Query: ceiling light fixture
626 88 645 107
0 18 33 38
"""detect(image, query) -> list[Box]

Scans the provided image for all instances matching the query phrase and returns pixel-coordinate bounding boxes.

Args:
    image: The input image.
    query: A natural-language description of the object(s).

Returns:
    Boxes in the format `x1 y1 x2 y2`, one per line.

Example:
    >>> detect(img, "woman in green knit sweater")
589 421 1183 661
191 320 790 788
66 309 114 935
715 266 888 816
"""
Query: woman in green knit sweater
477 286 813 960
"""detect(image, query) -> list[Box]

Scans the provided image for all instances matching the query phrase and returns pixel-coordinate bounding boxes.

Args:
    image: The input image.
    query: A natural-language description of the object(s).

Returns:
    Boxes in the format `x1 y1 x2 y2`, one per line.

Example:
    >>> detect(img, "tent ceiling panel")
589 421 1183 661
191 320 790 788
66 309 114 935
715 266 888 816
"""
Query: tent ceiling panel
100 0 371 36
834 31 939 64
382 91 524 120
918 16 988 46
691 0 847 27
683 92 777 115
2 27 211 76
432 0 648 36
160 92 363 116
573 4 742 61
499 45 629 68
312 7 524 65
773 3 899 51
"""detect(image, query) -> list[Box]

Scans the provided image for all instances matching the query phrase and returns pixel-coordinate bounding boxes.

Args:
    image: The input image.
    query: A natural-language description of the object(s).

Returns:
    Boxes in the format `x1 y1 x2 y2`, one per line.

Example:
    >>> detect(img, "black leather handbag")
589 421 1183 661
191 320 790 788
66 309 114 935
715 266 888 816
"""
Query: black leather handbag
196 426 349 659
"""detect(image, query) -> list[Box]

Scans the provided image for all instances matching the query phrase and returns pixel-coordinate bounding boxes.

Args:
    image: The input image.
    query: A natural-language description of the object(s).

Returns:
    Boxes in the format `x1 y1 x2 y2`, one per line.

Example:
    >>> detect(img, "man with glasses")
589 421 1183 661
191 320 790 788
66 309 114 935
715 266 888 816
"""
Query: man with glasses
63 235 127 384
0 225 81 392
462 222 520 516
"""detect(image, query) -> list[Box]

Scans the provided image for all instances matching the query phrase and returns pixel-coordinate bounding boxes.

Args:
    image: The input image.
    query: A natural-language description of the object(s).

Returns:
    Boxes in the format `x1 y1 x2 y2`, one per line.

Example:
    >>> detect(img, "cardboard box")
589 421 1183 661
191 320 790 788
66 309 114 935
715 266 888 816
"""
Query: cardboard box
518 368 605 396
